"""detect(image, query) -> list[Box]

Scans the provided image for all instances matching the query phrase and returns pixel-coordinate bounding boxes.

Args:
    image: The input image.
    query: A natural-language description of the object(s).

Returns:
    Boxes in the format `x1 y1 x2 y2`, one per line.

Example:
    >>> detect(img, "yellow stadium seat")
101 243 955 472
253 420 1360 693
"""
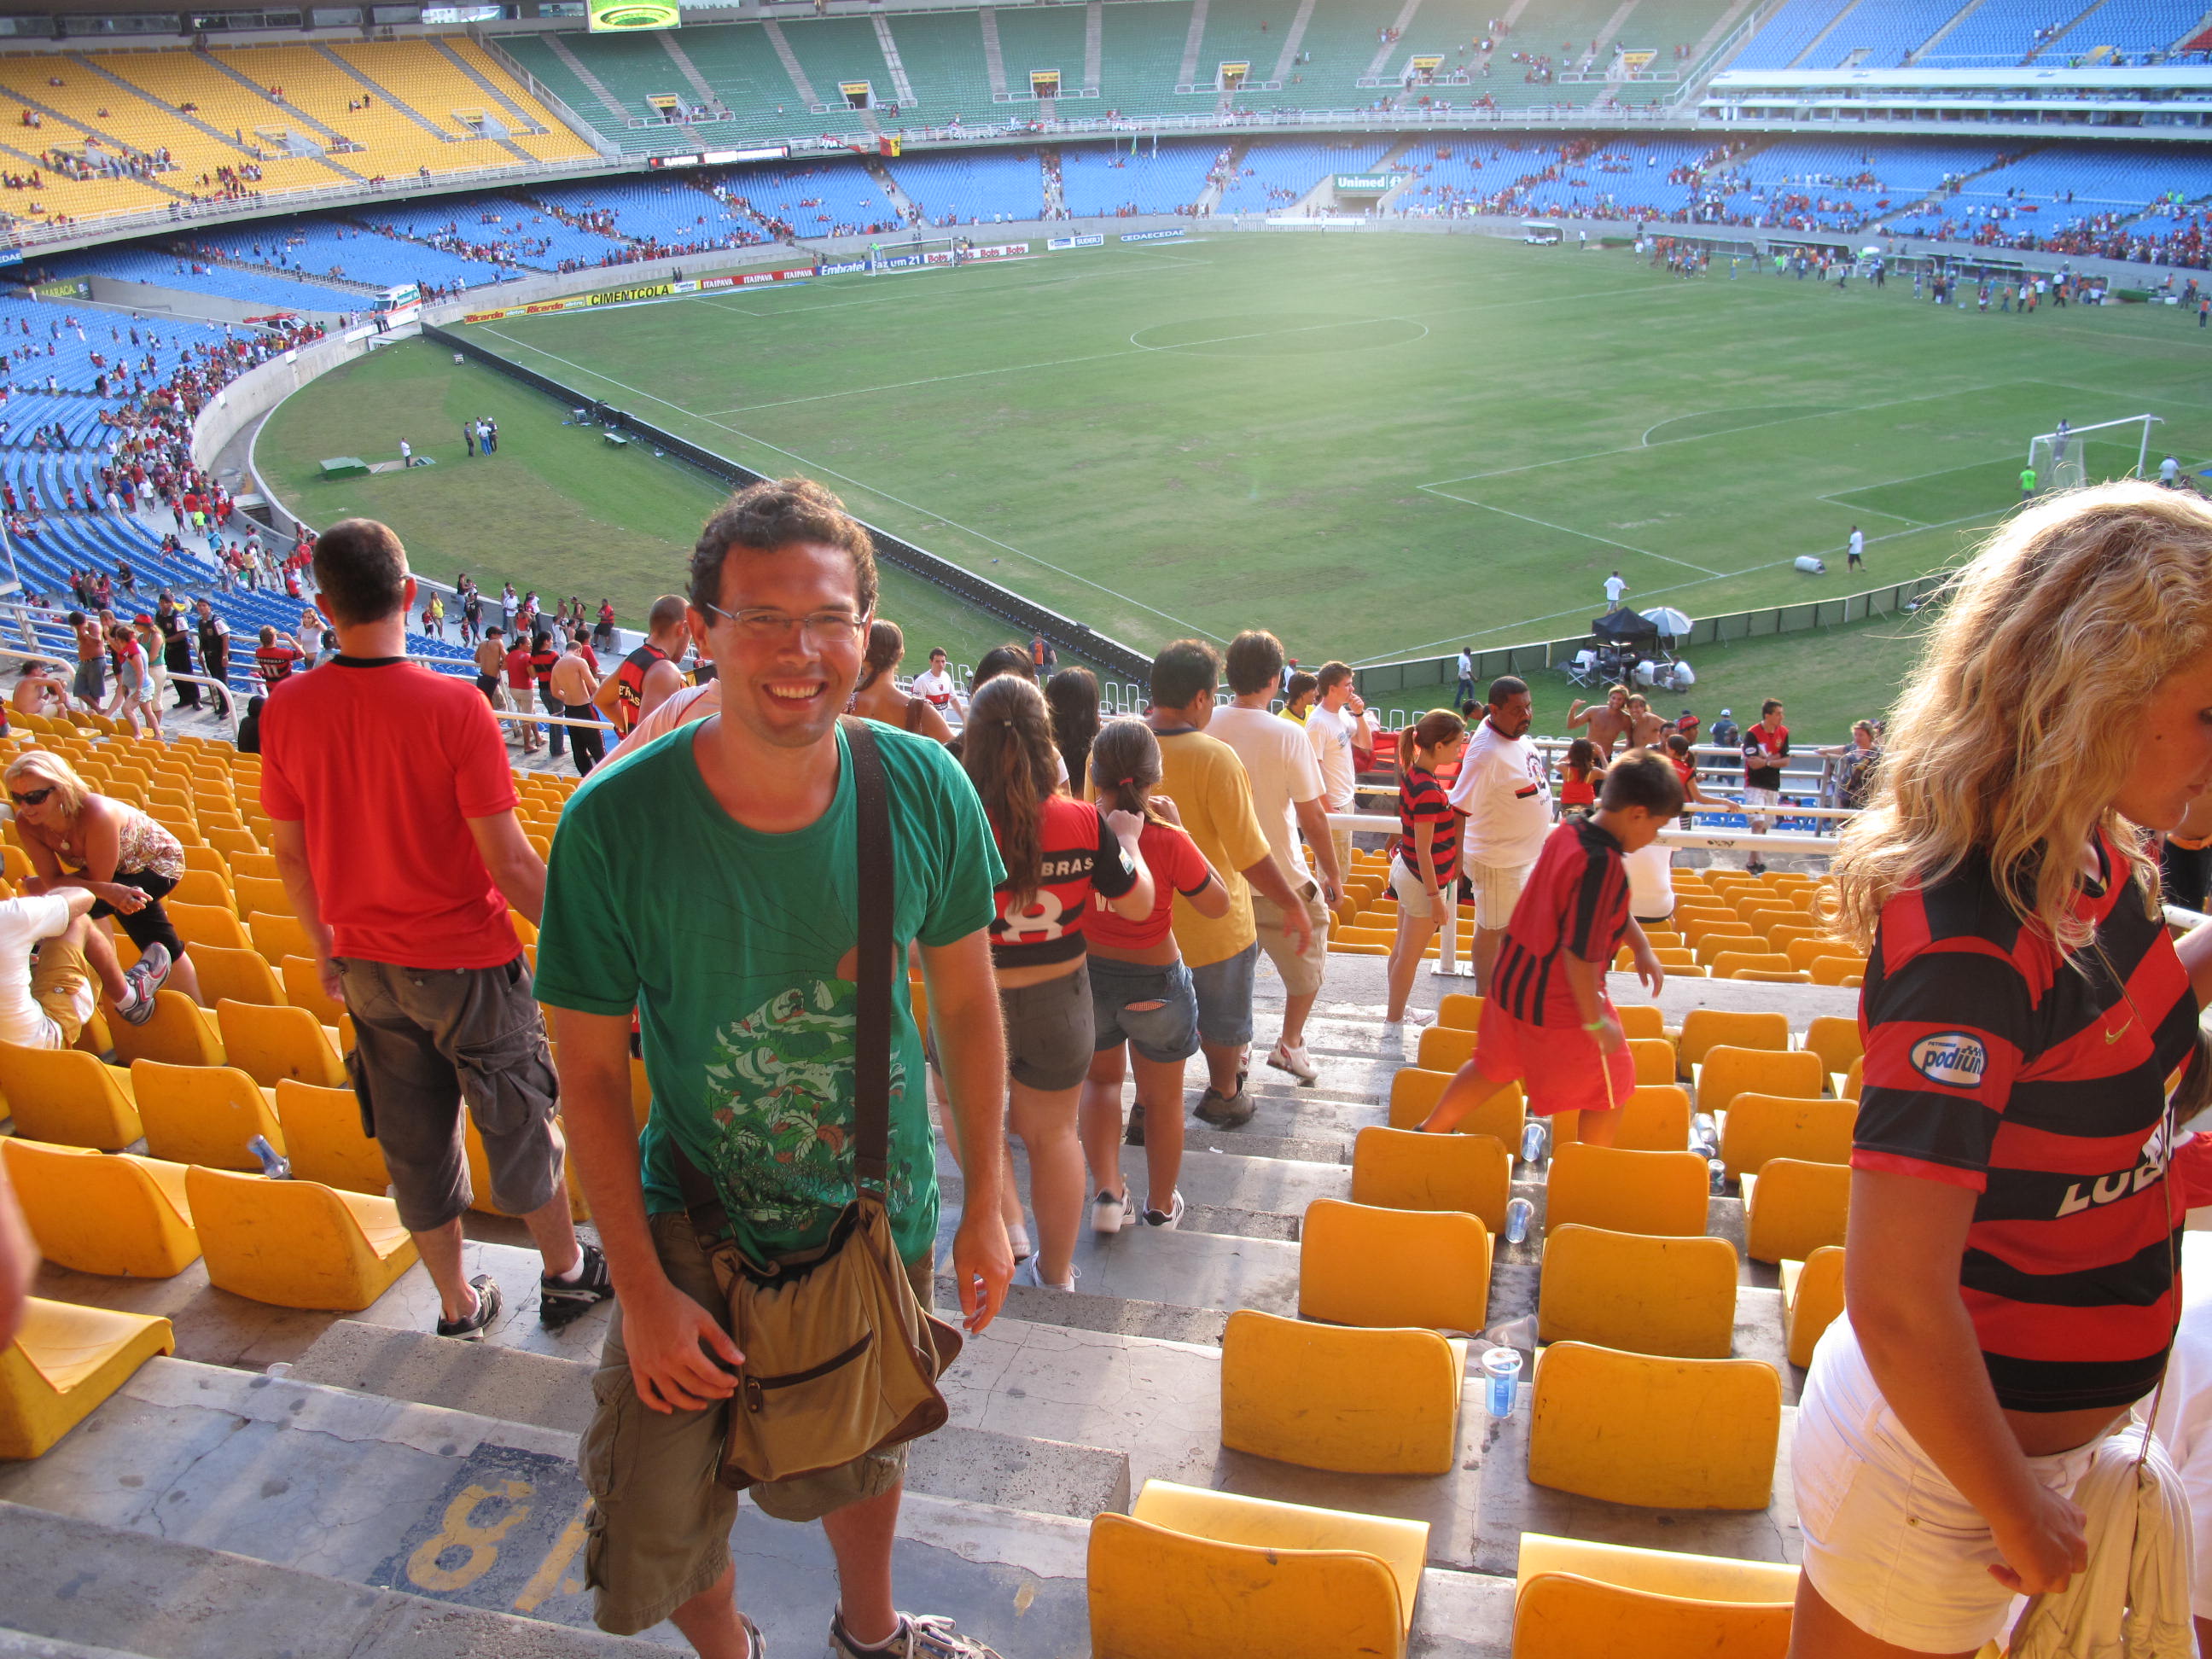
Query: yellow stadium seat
226 851 281 882
168 867 234 910
191 943 285 1007
1840 1057 1862 1102
1385 1067 1524 1142
217 999 346 1089
0 1043 141 1150
230 874 294 918
281 957 346 1026
185 1165 418 1311
1511 1534 1795 1659
0 1299 176 1460
1438 992 1484 1030
109 990 225 1070
1615 1004 1666 1042
1808 956 1866 988
1692 930 1763 966
1536 1224 1737 1359
179 844 230 882
1090 1481 1425 1659
1300 1198 1491 1334
1785 935 1855 972
1734 969 1813 985
1697 1046 1826 1117
1709 952 1798 981
247 911 317 967
1614 1085 1691 1152
1351 1125 1511 1232
1802 1016 1863 1084
162 899 251 953
1783 1247 1847 1369
1628 1037 1676 1086
1545 1143 1708 1238
131 1060 282 1171
1416 1025 1477 1073
205 827 262 864
1528 1341 1782 1511
1677 1010 1791 1072
1743 1159 1852 1265
274 1080 388 1196
2 1138 199 1278
1220 1310 1464 1476
1719 1094 1855 1181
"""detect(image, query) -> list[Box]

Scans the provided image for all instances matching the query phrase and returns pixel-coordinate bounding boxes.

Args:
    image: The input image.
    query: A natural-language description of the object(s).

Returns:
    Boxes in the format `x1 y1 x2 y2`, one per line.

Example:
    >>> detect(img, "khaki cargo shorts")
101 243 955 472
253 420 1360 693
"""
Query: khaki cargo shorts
1250 880 1329 998
579 1209 935 1637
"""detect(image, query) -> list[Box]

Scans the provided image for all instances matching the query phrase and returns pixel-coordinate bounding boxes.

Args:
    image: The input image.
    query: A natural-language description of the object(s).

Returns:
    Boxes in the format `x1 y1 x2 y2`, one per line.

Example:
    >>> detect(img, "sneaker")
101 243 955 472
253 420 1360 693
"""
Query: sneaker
828 1610 1005 1659
740 1614 767 1659
1193 1085 1254 1128
1124 1099 1145 1147
1143 1190 1185 1230
436 1273 501 1340
1014 1257 1079 1292
1091 1188 1132 1235
1266 1039 1318 1085
540 1242 614 1327
114 940 172 1026
1005 1220 1033 1263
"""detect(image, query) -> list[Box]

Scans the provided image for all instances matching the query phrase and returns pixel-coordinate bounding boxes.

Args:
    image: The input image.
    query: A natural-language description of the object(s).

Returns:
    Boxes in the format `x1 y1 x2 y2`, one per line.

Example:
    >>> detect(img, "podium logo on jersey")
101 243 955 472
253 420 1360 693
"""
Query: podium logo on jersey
1909 1032 1988 1090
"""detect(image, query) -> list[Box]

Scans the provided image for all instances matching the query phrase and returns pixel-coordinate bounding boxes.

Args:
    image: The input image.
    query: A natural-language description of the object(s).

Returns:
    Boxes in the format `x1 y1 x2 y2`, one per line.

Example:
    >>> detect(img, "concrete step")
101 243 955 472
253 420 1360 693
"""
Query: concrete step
291 1320 1132 1521
0 1498 665 1657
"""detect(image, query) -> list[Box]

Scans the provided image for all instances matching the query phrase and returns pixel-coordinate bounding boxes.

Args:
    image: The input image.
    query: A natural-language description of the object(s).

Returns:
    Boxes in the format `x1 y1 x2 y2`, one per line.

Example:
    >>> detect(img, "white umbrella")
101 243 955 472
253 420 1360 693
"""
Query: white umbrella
1644 607 1692 639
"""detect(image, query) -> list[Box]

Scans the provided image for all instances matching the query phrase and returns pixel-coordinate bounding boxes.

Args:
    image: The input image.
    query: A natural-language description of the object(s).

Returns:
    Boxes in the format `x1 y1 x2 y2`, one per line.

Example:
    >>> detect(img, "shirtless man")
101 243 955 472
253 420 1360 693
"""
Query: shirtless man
1622 692 1668 751
549 635 605 778
593 594 689 739
68 610 105 711
1566 684 1633 754
12 661 66 718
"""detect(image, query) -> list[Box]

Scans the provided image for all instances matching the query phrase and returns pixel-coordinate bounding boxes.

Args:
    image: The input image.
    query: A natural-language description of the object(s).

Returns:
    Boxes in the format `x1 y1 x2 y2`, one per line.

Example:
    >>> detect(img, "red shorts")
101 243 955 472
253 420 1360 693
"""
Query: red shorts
1474 1004 1635 1118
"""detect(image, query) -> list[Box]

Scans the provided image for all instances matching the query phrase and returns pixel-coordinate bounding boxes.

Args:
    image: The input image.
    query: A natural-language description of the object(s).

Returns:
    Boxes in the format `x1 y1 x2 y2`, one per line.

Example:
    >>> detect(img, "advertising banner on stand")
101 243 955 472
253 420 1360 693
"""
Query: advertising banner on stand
1048 234 1107 250
1119 229 1189 243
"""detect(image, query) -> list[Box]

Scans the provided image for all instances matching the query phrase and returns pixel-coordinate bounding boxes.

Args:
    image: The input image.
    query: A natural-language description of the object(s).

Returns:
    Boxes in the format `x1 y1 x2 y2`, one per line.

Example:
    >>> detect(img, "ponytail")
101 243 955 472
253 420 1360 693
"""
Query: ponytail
1090 718 1166 824
854 619 903 696
1399 707 1466 772
962 675 1057 909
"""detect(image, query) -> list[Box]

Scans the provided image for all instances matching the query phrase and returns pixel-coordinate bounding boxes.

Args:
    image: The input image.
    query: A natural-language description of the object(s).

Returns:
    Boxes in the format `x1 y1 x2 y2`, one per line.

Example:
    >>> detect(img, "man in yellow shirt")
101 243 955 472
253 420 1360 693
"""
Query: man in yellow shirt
1144 640 1316 1131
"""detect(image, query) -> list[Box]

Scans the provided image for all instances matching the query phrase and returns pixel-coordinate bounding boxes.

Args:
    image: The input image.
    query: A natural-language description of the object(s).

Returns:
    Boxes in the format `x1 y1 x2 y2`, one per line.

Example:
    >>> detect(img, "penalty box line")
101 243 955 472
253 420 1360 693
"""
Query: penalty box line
1416 487 1723 577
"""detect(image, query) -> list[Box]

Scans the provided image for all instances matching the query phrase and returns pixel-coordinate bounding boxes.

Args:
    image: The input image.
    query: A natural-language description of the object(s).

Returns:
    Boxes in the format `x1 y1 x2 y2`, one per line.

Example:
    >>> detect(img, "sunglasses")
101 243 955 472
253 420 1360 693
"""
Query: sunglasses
9 787 52 807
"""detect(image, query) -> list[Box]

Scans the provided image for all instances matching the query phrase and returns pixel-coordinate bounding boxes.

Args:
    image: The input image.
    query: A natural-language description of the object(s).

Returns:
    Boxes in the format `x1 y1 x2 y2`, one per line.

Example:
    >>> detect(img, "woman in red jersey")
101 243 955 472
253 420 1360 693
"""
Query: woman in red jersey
1796 484 2212 1657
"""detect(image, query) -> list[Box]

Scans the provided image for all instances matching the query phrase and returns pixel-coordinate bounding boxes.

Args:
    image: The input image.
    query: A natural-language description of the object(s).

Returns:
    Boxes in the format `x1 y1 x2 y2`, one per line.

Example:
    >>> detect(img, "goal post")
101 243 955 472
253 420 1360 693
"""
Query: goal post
2028 413 2163 492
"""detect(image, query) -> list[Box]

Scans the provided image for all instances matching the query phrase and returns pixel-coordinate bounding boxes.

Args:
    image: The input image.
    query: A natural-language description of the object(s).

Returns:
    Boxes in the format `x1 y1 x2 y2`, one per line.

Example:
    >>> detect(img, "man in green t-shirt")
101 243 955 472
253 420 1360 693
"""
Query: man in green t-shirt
2022 465 2038 501
537 477 1012 1659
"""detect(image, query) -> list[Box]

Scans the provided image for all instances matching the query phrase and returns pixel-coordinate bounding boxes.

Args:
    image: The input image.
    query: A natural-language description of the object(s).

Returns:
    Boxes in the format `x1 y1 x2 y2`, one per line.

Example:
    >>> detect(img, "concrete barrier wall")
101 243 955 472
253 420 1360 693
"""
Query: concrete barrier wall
190 326 381 488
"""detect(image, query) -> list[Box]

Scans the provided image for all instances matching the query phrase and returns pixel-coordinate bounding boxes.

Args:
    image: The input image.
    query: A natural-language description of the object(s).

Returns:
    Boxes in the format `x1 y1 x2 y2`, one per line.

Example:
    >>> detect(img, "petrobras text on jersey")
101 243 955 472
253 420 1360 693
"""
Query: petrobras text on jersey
1048 234 1106 250
1119 229 1188 243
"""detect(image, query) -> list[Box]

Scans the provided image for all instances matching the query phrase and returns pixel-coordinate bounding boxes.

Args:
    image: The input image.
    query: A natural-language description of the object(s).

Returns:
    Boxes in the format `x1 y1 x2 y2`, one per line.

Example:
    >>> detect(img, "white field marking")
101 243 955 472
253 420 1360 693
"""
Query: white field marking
1638 405 1833 448
1415 490 1723 576
477 328 1228 641
1420 380 2032 489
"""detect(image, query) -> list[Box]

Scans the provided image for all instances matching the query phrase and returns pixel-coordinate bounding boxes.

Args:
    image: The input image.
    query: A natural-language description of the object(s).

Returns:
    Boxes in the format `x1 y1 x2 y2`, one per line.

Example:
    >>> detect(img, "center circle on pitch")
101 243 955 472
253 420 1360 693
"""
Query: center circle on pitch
1133 312 1429 356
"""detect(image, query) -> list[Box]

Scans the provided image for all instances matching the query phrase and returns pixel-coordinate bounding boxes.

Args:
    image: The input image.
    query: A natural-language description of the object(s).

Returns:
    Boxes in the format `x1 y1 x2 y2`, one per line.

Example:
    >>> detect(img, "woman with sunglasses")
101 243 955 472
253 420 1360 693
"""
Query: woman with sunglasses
6 750 203 1010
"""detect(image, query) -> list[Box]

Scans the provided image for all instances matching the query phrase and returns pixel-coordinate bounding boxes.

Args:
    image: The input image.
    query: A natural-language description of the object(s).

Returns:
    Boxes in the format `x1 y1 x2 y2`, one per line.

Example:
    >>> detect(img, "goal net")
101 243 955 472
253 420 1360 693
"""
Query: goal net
2029 413 2163 492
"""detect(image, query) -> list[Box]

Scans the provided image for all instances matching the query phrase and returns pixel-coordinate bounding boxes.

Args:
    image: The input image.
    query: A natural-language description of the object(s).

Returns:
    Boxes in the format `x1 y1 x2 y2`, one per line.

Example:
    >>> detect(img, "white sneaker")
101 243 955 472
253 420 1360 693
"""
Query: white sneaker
1267 1039 1318 1084
1015 1258 1079 1292
1091 1188 1132 1234
1143 1190 1185 1230
1005 1221 1032 1263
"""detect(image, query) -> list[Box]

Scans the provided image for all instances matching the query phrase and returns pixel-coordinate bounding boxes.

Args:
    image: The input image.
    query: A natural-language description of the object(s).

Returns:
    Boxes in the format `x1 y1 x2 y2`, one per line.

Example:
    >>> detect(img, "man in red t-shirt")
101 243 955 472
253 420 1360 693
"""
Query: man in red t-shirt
253 625 303 684
1417 753 1680 1147
504 635 541 754
262 518 611 1340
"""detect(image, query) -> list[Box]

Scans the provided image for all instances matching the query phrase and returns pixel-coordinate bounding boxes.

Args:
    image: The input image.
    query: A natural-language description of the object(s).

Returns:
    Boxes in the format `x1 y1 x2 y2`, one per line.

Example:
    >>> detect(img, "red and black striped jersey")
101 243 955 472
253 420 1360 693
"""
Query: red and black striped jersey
1854 830 2195 1413
1491 818 1631 1027
986 795 1138 968
1398 765 1460 886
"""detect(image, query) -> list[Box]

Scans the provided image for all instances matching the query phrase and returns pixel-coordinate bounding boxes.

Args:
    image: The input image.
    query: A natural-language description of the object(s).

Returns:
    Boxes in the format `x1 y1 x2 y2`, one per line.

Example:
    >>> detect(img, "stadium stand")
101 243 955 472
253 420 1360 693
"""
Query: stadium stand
890 148 1046 225
2030 0 2212 61
1061 135 1221 216
1728 0 1860 70
1217 139 1396 211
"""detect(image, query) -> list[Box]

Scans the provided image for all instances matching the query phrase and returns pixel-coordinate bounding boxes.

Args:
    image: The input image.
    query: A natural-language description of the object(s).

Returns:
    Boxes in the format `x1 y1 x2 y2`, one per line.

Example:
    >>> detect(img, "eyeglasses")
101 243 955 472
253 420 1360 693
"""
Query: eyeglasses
9 788 52 806
699 604 867 645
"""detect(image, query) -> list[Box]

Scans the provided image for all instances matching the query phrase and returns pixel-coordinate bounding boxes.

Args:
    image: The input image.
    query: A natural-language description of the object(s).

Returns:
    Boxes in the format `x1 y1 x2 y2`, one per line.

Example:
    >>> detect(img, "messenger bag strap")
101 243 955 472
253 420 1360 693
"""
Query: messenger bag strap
841 716 894 1200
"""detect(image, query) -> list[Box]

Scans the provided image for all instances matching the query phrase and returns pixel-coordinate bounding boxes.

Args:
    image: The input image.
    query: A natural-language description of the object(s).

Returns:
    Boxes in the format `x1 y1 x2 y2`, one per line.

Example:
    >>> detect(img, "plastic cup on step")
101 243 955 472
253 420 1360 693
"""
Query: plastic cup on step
1481 1347 1522 1418
1505 1196 1534 1245
1520 1119 1549 1166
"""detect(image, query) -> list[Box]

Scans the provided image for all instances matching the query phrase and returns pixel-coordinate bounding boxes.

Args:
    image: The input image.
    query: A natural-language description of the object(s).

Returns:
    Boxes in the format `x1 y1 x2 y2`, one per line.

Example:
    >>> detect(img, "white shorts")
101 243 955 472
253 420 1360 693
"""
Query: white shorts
1795 1318 2107 1653
1388 858 1445 920
1744 784 1780 827
1467 859 1534 930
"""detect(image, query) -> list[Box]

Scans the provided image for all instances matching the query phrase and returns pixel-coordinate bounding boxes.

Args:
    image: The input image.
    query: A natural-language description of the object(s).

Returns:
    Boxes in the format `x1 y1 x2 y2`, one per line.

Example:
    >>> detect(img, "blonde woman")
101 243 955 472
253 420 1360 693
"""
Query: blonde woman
5 750 187 1020
1793 483 2212 1658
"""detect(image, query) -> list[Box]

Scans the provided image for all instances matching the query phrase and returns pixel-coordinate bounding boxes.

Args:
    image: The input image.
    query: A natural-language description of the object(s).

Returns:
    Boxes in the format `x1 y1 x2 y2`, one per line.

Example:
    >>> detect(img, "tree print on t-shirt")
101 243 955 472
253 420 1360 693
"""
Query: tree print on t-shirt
699 979 915 1243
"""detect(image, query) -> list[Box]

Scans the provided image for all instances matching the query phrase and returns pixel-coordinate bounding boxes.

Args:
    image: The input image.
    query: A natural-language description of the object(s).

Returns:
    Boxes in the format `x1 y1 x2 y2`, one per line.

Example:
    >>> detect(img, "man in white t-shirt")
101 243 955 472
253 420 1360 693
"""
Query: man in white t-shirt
1453 647 1474 707
1306 661 1378 882
1604 570 1627 608
910 647 964 719
1211 631 1342 1085
0 888 103 1049
1447 675 1554 994
1846 526 1865 571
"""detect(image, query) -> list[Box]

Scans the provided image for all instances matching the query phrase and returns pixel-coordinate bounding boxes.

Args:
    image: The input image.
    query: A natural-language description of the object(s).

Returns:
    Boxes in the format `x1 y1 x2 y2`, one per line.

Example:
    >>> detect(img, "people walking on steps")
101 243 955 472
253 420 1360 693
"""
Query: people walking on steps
1080 718 1229 1237
1449 676 1554 998
962 674 1151 1292
1385 709 1468 1027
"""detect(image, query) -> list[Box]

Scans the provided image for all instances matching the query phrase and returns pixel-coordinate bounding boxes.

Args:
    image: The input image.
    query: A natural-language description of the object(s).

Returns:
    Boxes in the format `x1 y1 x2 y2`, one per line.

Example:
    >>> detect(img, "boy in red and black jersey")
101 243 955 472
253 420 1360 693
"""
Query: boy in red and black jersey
1855 828 2196 1412
1418 751 1680 1145
528 631 565 761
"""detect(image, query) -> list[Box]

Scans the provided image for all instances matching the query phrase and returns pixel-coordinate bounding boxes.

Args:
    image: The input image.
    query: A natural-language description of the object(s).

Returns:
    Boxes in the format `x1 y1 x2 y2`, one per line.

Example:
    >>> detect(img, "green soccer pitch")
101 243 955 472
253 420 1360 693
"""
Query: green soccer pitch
257 231 2209 732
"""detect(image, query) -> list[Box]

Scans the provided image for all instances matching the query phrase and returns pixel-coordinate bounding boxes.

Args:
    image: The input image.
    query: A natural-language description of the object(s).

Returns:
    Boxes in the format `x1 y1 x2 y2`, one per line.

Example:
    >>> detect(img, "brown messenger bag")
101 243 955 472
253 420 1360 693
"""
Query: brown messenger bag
672 716 962 1489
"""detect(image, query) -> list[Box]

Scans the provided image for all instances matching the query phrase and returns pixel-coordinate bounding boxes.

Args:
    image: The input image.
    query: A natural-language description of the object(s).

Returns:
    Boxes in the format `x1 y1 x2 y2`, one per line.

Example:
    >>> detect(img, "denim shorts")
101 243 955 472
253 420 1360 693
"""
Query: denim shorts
1088 955 1201 1065
1187 940 1258 1050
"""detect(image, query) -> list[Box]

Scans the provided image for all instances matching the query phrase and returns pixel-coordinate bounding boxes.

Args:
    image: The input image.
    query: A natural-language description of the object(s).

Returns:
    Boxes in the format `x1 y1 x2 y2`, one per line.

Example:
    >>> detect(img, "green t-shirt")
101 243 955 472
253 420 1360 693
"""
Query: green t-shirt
534 719 1001 1267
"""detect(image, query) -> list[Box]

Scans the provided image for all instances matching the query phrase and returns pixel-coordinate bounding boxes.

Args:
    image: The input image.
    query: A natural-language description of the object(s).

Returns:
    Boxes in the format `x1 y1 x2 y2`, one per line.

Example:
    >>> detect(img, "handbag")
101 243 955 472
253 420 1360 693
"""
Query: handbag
672 716 963 1490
